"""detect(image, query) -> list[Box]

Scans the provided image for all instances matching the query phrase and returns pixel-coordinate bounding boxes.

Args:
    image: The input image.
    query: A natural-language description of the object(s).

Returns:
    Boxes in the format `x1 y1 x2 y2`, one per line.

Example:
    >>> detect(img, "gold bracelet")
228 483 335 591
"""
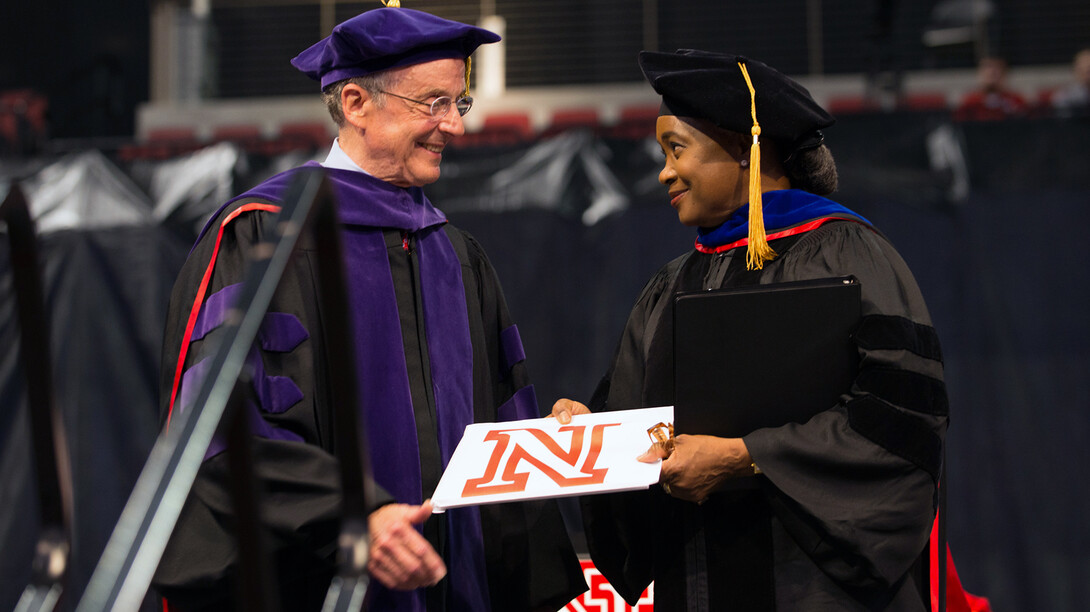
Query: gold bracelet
647 422 675 457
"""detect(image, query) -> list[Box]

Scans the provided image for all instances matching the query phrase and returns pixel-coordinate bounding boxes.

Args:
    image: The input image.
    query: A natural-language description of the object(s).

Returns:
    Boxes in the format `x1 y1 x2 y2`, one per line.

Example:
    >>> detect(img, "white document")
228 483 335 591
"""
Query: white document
431 406 673 512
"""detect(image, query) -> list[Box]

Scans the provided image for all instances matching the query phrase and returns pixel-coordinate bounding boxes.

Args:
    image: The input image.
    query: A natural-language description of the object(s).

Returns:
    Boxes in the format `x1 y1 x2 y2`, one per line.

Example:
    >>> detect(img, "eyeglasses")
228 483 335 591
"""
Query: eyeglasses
377 90 473 118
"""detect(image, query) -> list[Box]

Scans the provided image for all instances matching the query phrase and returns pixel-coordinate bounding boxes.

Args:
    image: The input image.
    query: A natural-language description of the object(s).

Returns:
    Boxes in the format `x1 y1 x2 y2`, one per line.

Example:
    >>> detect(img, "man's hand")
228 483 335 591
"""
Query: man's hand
550 398 591 424
637 435 752 503
368 501 447 590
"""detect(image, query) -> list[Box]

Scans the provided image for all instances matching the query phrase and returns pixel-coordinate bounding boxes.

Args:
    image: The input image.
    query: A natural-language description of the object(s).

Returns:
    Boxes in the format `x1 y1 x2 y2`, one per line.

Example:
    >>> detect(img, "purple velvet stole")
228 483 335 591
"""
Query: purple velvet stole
189 164 492 611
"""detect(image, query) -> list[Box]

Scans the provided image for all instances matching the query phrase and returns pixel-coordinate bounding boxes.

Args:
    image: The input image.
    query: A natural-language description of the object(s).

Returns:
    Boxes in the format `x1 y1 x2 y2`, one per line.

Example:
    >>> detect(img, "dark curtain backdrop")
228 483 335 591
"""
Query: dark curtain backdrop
2 115 1088 611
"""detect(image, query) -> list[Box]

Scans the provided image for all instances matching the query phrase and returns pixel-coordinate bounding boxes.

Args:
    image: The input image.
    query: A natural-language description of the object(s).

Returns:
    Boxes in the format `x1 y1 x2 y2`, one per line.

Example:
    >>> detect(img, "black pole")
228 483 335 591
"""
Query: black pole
76 169 330 611
938 455 947 612
3 185 74 612
222 378 279 612
311 173 375 612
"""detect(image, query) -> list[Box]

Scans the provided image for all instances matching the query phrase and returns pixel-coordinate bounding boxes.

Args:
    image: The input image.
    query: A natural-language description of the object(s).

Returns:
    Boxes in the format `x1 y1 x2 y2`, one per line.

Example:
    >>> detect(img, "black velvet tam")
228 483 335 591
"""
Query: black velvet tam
638 49 835 146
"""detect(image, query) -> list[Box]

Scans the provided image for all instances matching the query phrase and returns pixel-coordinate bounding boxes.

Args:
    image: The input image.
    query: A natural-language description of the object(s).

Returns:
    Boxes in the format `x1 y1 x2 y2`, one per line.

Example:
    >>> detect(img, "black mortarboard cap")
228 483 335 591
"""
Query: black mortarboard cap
292 7 500 89
638 49 834 148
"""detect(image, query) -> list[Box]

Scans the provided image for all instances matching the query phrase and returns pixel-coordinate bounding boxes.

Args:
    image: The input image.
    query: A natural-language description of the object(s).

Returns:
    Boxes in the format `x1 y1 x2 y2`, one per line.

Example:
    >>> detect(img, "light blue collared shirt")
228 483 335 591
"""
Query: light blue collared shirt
321 138 369 174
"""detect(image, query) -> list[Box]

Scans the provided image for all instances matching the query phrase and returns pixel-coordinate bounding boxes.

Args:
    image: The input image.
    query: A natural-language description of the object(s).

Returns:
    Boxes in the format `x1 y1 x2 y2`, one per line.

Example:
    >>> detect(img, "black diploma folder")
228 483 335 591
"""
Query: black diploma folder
673 276 861 438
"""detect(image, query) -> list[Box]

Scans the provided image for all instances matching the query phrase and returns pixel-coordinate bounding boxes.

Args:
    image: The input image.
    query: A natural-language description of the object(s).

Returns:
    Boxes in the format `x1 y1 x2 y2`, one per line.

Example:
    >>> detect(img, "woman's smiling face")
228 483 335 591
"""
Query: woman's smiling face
655 115 748 227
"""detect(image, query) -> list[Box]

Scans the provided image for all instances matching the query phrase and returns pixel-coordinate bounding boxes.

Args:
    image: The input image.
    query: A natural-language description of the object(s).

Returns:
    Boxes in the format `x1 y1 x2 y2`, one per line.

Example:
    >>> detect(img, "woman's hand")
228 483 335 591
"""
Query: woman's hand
551 398 591 424
638 435 752 503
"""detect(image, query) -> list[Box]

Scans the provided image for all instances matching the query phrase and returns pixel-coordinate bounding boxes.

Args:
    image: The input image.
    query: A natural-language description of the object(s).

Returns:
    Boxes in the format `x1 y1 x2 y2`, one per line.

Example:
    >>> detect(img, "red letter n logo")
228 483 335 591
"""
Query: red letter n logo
461 424 619 497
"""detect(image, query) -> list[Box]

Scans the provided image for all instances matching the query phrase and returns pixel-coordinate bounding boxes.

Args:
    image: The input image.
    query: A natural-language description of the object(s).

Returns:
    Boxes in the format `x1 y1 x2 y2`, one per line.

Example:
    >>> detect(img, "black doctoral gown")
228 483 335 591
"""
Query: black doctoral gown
152 165 584 612
582 191 948 611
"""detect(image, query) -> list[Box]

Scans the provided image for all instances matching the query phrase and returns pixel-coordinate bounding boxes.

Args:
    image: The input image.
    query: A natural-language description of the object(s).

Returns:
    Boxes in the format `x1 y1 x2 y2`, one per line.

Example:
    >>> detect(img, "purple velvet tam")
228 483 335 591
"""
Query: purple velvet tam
291 7 501 89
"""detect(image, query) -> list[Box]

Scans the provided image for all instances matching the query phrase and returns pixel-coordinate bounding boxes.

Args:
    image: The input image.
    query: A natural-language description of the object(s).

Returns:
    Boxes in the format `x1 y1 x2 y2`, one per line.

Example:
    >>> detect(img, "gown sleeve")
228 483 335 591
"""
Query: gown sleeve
152 202 393 610
742 221 948 593
577 256 688 604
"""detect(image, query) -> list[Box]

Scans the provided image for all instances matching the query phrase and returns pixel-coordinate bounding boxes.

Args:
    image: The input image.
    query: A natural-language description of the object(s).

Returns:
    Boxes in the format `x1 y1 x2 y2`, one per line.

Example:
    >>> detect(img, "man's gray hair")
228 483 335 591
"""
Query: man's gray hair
321 71 397 126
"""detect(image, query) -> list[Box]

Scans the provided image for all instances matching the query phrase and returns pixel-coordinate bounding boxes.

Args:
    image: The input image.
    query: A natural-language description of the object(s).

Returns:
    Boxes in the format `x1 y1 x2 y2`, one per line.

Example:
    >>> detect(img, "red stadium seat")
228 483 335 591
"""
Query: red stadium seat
456 112 534 147
542 108 599 137
604 104 660 139
899 92 951 111
277 121 332 150
118 126 203 161
826 95 881 116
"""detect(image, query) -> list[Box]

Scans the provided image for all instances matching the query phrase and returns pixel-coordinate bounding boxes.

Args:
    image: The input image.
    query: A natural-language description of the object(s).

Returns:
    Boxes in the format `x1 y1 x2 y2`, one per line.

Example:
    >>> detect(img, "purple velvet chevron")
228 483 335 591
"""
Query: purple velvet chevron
185 284 308 416
177 357 213 422
191 284 309 354
497 384 539 422
178 356 305 460
258 312 308 352
203 398 306 460
499 324 526 375
191 283 243 342
246 344 304 414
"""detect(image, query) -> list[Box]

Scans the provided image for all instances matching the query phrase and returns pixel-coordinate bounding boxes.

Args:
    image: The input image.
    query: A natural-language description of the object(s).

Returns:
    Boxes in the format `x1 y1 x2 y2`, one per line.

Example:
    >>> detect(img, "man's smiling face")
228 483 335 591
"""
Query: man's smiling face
356 58 467 187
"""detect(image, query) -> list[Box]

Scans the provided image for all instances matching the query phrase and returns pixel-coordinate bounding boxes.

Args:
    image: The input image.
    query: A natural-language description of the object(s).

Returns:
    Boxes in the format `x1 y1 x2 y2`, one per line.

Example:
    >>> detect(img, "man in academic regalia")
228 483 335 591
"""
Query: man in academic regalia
152 7 585 611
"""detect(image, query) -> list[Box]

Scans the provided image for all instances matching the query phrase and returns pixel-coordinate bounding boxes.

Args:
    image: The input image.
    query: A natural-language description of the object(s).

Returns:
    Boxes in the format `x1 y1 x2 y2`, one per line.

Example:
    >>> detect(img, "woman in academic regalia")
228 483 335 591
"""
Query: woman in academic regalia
553 50 948 611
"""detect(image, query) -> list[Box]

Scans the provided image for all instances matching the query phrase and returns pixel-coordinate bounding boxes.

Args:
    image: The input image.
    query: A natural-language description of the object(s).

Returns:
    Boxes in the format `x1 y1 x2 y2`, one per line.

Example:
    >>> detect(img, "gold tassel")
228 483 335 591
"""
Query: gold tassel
464 56 472 97
381 0 401 7
738 62 776 270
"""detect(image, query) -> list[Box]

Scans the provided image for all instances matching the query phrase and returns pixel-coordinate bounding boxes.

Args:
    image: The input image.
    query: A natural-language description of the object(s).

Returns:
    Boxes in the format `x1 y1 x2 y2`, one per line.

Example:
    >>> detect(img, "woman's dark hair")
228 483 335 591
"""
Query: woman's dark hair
783 144 838 196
